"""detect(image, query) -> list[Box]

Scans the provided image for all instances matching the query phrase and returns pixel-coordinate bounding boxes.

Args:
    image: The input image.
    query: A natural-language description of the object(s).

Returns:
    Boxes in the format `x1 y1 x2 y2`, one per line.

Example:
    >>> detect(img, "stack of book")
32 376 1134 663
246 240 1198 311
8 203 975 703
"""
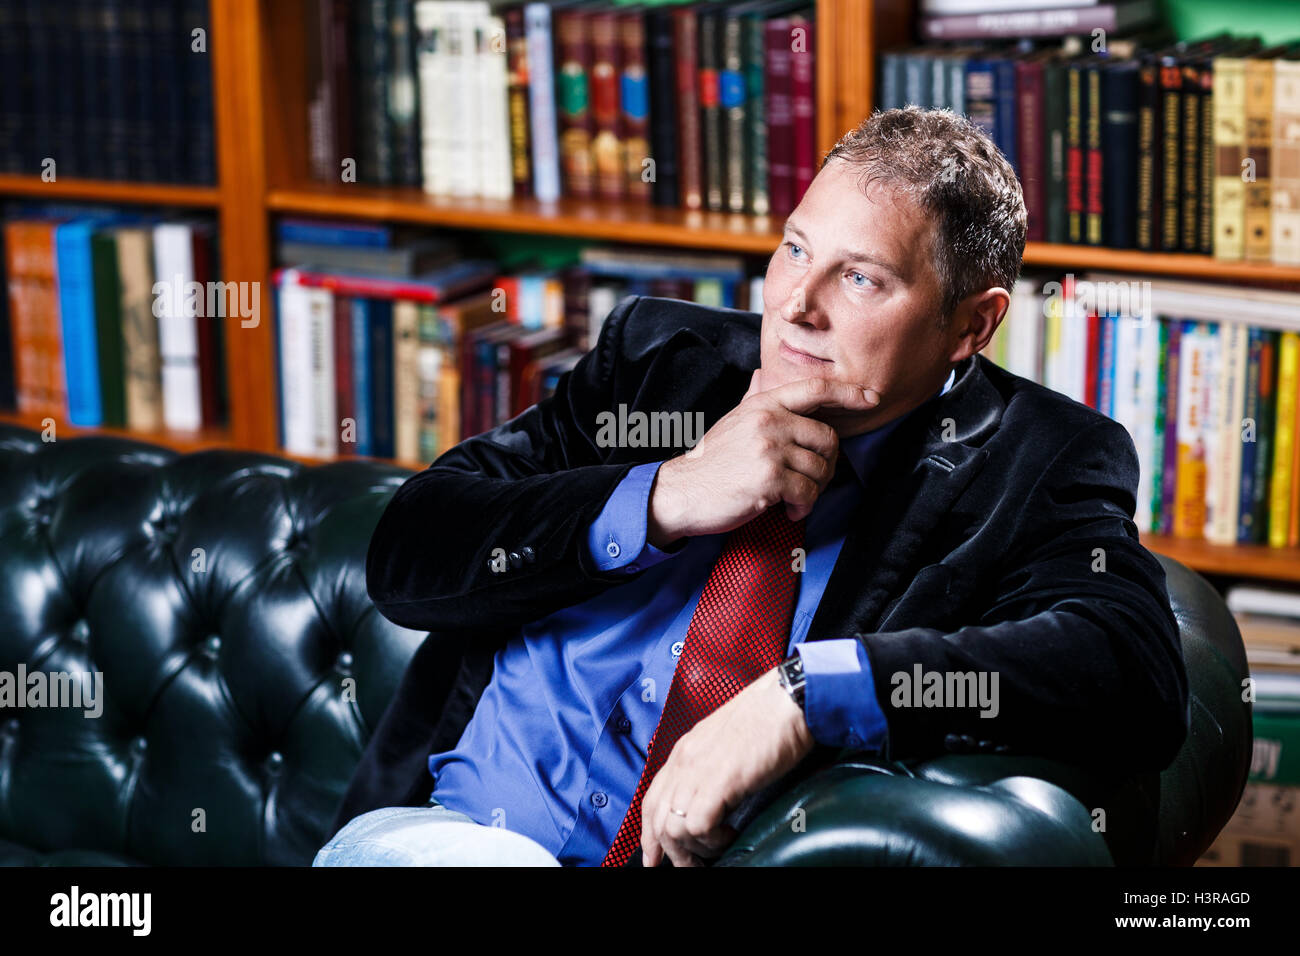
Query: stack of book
271 217 763 462
0 0 217 184
880 29 1300 265
988 273 1300 546
305 0 819 216
2 212 226 432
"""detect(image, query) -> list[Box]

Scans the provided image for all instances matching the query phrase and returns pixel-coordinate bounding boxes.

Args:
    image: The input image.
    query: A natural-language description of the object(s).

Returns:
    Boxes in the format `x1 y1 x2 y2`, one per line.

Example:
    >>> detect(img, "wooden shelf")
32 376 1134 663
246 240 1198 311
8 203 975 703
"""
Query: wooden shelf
0 411 233 457
1023 242 1300 284
1141 533 1300 584
267 184 785 255
0 174 220 208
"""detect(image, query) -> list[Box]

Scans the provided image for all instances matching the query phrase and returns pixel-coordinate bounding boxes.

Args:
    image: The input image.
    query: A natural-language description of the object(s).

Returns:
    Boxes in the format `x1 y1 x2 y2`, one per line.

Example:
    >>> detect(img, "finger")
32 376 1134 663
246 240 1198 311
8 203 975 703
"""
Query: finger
786 414 840 463
691 823 739 859
777 469 820 521
765 377 882 417
743 367 764 400
783 444 835 491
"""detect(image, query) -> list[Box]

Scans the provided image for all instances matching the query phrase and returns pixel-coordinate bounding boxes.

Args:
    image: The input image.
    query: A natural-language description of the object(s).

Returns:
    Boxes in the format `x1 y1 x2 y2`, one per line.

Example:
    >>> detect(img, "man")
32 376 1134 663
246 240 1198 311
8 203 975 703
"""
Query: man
314 107 1189 868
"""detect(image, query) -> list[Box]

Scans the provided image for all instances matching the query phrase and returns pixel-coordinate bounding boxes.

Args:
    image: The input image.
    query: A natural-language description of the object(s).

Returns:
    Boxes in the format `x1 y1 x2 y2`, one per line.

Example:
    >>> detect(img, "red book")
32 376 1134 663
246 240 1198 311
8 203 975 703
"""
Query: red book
790 12 816 206
590 10 624 202
333 295 354 455
555 8 596 199
191 226 226 428
1016 56 1047 242
1083 309 1101 409
766 17 795 217
673 5 702 210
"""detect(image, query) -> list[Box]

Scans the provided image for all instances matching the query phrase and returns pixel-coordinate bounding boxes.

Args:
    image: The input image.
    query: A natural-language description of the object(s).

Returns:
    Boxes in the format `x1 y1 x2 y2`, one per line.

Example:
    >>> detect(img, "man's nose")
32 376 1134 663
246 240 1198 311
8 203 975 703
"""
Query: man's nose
781 277 830 327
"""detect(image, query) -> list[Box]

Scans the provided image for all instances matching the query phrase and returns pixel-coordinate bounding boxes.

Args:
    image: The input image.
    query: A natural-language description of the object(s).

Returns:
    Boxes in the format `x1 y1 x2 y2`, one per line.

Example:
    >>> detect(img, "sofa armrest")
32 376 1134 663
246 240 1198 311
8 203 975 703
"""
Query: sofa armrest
714 754 1115 866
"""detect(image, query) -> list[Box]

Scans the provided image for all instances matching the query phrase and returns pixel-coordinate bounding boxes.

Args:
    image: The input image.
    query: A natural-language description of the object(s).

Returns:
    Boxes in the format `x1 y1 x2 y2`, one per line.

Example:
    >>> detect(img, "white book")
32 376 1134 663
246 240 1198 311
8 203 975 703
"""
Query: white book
444 2 477 196
525 2 562 201
1067 298 1089 403
150 223 202 431
1272 60 1300 266
1005 278 1042 382
587 284 621 350
1227 585 1300 620
415 1 449 195
276 273 316 456
1209 322 1248 543
748 275 765 314
1133 315 1162 532
1199 325 1223 540
922 0 1099 13
307 287 336 457
481 12 514 199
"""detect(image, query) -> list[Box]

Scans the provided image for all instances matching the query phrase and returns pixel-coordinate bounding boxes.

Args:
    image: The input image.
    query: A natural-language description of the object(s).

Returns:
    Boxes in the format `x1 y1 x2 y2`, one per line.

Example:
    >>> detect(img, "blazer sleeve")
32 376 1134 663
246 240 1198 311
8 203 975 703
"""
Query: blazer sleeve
365 294 654 634
857 417 1191 777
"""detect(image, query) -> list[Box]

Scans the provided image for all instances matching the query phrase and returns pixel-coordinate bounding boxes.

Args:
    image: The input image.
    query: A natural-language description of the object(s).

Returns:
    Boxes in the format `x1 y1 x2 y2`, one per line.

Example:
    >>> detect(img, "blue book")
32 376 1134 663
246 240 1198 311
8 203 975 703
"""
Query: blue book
368 300 395 459
1098 312 1118 419
993 58 1018 175
276 218 398 248
54 221 103 427
351 299 373 457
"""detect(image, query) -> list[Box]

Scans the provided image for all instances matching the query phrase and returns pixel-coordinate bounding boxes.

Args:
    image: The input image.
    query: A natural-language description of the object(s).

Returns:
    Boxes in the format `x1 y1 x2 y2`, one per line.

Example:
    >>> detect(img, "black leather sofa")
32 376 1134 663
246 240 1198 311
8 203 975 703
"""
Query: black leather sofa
0 425 1251 865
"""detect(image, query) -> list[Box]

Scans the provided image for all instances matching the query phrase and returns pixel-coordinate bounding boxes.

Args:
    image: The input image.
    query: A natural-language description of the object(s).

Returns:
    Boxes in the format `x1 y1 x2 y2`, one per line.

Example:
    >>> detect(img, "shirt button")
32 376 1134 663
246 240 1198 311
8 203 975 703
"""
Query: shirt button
591 791 608 808
606 540 621 558
846 733 863 748
615 716 632 734
670 640 684 658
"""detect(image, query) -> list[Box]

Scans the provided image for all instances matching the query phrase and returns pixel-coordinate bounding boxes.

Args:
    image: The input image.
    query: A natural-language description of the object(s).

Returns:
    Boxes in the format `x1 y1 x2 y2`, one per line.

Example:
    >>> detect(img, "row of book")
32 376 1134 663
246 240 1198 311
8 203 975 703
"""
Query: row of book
306 0 820 216
0 0 217 185
271 217 765 461
988 272 1300 547
880 32 1300 264
1 215 227 432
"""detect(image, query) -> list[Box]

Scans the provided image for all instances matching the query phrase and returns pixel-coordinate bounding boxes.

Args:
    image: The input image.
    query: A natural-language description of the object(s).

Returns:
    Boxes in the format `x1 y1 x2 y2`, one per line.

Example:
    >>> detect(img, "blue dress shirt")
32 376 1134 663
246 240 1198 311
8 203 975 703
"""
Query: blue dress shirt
428 369 955 865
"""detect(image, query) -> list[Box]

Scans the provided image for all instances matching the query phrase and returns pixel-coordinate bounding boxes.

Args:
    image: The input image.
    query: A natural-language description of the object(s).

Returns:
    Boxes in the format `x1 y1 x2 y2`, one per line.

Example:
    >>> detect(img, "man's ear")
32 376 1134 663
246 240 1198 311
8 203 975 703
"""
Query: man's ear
946 287 1011 364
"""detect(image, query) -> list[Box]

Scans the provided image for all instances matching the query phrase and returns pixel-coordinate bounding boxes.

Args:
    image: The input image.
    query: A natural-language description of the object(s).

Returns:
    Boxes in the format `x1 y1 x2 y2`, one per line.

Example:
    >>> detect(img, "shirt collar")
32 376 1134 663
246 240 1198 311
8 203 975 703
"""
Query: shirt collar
839 366 956 486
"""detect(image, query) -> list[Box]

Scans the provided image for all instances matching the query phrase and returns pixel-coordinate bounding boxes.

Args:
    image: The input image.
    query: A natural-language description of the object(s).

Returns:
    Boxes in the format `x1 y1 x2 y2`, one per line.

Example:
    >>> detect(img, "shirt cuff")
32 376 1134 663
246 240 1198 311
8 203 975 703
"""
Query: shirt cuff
793 639 889 751
586 461 678 574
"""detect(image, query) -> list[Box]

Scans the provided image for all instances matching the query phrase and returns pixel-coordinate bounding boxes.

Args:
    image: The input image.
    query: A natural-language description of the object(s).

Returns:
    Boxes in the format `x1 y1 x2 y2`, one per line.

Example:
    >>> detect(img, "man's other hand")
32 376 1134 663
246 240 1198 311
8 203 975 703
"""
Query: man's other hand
647 372 881 548
640 666 816 867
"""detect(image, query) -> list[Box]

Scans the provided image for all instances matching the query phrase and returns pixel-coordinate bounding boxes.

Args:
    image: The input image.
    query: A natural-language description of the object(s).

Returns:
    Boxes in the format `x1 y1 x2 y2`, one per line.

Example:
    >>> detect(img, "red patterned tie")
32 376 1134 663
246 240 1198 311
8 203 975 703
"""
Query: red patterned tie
601 505 806 867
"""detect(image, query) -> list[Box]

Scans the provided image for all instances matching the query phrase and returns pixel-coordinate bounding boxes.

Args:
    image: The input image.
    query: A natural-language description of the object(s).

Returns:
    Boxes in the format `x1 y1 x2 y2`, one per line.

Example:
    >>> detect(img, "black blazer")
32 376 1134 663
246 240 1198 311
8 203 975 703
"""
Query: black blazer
330 294 1190 845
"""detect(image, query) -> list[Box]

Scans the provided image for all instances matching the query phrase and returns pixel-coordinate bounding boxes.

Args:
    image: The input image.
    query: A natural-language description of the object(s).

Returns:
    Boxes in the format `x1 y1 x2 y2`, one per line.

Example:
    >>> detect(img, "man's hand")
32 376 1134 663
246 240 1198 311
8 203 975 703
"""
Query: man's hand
647 371 881 548
640 666 816 867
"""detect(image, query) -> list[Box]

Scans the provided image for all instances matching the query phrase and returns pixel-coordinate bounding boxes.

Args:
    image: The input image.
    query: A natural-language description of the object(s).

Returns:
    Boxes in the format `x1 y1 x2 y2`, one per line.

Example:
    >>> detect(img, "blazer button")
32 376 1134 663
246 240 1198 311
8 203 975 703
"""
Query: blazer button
509 551 523 570
977 740 995 752
944 733 967 753
520 546 535 564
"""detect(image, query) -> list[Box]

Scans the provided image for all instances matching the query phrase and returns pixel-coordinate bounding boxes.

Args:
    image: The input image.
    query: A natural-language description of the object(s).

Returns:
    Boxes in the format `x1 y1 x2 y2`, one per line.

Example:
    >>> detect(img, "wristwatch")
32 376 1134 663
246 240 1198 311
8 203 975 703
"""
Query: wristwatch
777 653 806 711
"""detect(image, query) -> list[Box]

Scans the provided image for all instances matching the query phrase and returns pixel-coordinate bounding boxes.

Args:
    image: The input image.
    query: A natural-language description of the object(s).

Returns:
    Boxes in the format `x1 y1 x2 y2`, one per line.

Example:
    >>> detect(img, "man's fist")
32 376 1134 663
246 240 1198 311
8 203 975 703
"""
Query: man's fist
647 372 880 548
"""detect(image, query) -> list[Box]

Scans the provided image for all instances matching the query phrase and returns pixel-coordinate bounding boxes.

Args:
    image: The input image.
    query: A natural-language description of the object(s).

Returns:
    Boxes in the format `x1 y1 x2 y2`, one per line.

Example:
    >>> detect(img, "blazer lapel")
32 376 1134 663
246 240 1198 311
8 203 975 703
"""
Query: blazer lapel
806 355 1005 641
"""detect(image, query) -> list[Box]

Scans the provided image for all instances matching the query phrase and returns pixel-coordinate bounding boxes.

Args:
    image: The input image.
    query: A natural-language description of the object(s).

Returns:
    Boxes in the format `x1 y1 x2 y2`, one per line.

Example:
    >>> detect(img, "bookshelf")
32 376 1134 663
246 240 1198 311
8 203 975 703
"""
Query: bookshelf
3 0 1300 582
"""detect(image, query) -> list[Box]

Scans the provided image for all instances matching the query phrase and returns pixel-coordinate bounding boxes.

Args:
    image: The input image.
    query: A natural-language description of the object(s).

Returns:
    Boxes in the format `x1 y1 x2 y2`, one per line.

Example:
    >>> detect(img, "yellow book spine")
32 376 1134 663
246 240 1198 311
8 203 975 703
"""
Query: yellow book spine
1269 332 1299 548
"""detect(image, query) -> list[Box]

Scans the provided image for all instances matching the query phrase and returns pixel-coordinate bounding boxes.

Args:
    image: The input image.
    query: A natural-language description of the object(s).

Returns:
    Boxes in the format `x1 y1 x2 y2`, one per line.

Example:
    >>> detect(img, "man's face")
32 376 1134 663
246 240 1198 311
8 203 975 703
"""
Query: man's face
759 158 959 436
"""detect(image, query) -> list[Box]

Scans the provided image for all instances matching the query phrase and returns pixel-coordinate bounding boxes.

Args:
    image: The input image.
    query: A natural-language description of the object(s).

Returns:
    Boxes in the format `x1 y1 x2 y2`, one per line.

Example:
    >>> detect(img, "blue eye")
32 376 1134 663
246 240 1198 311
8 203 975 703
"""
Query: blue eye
850 271 871 287
787 242 805 259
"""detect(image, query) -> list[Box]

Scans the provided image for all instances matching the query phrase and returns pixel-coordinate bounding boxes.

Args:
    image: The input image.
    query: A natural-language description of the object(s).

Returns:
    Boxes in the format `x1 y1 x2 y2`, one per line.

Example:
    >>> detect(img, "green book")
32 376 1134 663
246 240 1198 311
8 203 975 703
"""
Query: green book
89 232 126 429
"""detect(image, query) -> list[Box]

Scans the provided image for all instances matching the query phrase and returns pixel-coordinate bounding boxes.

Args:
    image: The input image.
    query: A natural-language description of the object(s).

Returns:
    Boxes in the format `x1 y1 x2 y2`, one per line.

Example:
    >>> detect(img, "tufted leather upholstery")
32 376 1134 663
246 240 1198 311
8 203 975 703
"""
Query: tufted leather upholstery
0 426 1250 866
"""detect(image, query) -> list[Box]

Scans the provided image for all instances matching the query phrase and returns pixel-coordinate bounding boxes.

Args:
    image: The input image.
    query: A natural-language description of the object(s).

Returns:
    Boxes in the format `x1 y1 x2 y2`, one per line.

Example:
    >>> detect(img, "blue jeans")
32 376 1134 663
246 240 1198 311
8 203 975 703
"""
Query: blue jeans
312 799 561 867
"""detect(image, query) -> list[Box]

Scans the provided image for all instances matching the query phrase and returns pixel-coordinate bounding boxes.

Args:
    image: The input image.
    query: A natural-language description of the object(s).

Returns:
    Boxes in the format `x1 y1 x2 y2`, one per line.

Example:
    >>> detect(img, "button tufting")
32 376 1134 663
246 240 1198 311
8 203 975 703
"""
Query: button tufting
204 635 221 658
265 752 284 775
132 737 147 755
336 651 354 673
3 718 18 736
70 619 90 644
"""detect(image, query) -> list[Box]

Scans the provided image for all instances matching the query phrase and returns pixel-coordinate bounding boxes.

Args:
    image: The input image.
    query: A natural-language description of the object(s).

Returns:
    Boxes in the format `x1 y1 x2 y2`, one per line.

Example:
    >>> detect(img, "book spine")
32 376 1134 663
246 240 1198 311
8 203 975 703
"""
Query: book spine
1044 59 1068 244
699 10 723 211
1136 58 1162 250
674 6 702 211
1272 62 1300 265
351 299 372 457
646 8 680 208
765 18 794 217
1249 330 1277 543
590 11 625 202
722 12 747 213
89 232 126 428
1066 61 1085 243
334 295 354 456
357 0 394 185
389 0 422 189
1212 56 1247 260
1208 322 1246 544
1268 331 1298 549
1159 320 1182 535
556 8 595 200
1085 61 1103 245
1180 59 1201 252
1243 58 1275 263
1160 59 1182 251
1173 321 1208 539
920 5 1139 41
994 57 1018 175
505 7 533 198
182 0 215 184
790 13 815 206
1238 327 1262 543
1197 60 1215 255
369 299 394 459
1101 64 1139 248
1017 59 1046 243
1150 318 1168 531
618 10 650 203
55 224 103 427
524 2 561 201
393 299 421 463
